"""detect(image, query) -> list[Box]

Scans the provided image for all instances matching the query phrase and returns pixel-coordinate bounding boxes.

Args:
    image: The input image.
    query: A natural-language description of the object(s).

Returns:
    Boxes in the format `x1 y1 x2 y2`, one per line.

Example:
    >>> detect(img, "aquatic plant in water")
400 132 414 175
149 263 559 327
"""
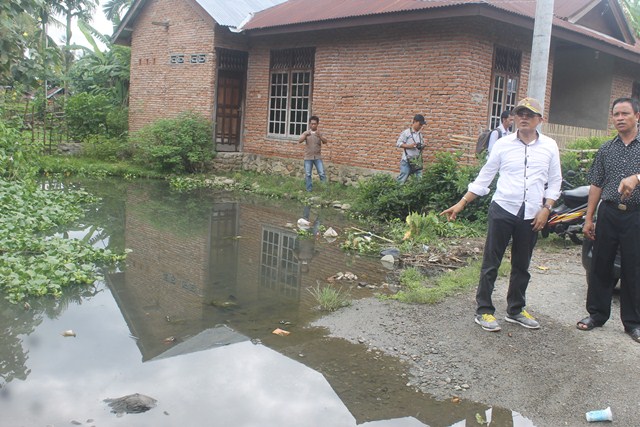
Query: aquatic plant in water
0 178 127 302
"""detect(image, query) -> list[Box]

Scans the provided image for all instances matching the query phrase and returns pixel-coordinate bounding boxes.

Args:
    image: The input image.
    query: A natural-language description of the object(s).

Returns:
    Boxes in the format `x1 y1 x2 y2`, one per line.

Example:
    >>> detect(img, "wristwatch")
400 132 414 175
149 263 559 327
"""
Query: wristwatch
543 204 553 211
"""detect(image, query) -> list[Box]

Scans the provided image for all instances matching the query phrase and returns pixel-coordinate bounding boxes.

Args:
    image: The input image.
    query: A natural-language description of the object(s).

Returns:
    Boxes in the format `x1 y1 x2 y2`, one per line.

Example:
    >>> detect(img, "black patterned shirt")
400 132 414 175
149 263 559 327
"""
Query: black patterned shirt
588 133 640 207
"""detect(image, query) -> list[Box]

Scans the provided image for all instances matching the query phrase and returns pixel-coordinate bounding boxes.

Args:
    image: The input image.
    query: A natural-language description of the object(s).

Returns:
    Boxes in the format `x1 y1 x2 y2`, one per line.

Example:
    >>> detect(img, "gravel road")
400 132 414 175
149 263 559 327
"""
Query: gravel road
313 243 640 427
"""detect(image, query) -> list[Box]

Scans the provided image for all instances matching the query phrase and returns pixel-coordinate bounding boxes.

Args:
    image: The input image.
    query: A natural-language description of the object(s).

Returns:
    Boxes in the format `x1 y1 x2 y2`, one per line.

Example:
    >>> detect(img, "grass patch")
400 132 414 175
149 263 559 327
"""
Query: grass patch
308 283 351 311
391 259 510 304
171 170 361 203
38 155 165 180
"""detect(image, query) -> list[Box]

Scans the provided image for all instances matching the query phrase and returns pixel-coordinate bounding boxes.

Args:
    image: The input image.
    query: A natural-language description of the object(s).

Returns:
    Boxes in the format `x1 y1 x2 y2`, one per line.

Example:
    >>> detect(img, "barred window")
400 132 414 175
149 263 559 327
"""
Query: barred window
217 48 247 71
268 48 315 137
260 226 300 297
489 46 521 129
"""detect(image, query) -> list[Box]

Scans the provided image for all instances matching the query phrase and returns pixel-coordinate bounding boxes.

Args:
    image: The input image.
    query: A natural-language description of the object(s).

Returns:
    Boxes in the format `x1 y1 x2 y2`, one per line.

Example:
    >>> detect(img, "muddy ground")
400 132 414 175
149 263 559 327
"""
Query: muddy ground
313 242 640 427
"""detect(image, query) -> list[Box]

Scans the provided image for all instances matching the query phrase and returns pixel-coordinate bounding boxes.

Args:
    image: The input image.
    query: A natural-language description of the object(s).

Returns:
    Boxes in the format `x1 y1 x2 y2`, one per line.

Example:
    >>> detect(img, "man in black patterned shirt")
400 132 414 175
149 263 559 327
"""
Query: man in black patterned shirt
577 97 640 343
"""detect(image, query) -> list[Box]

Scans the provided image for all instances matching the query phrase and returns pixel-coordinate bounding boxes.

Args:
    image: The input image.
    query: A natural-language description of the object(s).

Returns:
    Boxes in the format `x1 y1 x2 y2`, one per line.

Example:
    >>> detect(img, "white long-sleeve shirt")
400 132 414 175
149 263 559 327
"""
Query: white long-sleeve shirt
468 131 562 220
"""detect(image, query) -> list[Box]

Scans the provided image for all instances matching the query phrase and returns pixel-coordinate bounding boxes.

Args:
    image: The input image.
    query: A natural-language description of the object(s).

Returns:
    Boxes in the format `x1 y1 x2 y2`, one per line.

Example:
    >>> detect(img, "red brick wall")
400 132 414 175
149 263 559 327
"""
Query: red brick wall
243 17 539 171
128 0 247 132
608 58 640 127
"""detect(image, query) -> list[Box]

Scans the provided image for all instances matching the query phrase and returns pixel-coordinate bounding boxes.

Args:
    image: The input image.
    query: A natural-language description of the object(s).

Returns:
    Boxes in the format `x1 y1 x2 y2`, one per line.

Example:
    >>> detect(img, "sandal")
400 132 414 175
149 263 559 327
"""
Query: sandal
576 316 601 331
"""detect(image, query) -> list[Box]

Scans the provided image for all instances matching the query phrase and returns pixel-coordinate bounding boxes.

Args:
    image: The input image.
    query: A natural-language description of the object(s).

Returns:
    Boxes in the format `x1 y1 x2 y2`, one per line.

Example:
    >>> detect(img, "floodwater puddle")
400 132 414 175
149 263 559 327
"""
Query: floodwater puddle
0 179 535 426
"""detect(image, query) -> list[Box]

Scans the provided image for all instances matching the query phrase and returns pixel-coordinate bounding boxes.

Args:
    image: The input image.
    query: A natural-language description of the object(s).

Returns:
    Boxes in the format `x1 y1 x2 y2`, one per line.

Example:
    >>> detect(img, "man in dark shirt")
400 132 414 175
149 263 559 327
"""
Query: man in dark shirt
577 97 640 343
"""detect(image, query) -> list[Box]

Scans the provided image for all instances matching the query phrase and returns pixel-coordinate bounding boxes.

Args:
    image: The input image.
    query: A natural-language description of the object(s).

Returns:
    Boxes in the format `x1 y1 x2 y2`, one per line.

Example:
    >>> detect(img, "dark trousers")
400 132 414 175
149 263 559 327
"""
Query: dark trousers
587 202 640 331
476 202 538 316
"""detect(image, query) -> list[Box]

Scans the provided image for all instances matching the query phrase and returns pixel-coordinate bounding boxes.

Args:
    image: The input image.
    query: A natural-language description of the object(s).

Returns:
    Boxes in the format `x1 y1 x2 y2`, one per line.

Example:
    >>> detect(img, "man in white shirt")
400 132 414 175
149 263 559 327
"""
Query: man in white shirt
441 97 562 332
487 110 514 154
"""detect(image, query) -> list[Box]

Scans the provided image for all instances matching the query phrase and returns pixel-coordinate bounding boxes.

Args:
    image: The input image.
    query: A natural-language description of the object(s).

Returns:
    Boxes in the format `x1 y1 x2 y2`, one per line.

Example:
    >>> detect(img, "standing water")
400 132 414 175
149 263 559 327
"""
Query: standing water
0 179 534 426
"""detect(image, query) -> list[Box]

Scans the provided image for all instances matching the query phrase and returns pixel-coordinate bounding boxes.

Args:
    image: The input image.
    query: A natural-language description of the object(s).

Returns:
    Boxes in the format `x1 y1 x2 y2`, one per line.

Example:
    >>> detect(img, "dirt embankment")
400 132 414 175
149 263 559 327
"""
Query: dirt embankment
314 243 640 427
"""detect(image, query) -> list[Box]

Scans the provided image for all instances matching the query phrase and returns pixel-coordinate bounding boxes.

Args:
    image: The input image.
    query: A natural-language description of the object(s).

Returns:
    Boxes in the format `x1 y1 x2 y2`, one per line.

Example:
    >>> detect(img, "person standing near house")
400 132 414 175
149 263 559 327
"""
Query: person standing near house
487 110 515 154
440 97 562 332
298 115 328 192
396 114 426 183
577 97 640 343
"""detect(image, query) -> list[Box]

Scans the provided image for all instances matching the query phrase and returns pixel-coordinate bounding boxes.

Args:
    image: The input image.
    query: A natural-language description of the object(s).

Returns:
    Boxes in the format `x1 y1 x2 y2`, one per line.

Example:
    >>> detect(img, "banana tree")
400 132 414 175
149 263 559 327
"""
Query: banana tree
69 20 130 106
48 0 97 103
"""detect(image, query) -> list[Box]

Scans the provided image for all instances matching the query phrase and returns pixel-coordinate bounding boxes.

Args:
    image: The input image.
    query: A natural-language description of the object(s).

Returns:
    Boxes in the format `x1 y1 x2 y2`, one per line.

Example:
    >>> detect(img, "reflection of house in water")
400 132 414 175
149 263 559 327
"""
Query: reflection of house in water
260 225 300 297
106 187 388 361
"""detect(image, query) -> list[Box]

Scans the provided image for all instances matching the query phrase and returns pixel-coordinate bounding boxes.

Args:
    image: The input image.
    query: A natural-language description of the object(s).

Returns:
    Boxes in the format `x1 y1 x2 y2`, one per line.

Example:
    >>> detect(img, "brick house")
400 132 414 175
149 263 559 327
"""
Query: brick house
114 0 640 179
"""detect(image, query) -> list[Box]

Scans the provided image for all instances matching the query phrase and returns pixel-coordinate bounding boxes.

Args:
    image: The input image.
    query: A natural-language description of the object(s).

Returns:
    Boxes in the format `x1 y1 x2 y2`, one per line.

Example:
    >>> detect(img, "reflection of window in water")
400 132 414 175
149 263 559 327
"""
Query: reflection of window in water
260 226 300 297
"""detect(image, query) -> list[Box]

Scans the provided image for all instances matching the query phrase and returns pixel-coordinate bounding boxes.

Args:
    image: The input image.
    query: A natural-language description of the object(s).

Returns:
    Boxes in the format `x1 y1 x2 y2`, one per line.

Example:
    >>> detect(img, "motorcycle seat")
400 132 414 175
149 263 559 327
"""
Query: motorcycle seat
563 185 589 208
564 185 589 198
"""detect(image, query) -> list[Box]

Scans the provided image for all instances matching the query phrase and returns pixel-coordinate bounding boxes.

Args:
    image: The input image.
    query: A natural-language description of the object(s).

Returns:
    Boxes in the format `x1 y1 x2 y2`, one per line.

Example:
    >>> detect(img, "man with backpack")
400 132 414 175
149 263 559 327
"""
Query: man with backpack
487 110 514 154
476 110 514 155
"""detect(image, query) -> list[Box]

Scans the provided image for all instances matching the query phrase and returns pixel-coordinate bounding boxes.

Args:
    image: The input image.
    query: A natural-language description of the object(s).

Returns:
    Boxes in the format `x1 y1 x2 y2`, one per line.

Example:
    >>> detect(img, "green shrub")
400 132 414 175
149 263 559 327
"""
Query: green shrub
420 151 490 221
560 135 611 187
65 93 113 140
106 107 128 138
131 112 214 174
82 135 132 162
352 152 491 223
351 173 412 222
0 120 41 182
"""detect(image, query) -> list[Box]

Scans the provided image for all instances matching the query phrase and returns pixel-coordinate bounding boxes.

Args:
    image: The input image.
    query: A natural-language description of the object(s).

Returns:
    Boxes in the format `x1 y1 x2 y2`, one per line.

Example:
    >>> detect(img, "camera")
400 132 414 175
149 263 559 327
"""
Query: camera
415 142 424 150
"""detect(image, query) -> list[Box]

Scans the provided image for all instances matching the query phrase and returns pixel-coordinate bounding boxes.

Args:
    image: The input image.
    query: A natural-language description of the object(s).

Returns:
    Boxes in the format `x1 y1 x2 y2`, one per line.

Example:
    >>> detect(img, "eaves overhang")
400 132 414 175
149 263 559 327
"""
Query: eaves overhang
242 3 640 64
112 0 148 46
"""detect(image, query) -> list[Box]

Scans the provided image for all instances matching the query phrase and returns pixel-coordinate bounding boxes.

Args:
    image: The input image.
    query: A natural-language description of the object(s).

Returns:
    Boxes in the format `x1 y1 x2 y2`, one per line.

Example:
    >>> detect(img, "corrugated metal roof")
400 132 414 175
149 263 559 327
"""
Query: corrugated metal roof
195 0 287 28
241 0 618 30
113 0 288 44
242 0 469 30
239 0 639 57
554 0 594 20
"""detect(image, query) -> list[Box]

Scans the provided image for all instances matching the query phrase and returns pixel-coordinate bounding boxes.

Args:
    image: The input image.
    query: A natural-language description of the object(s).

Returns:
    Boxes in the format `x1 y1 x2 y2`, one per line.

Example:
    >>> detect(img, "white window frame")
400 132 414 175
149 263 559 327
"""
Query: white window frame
489 46 521 129
268 48 314 138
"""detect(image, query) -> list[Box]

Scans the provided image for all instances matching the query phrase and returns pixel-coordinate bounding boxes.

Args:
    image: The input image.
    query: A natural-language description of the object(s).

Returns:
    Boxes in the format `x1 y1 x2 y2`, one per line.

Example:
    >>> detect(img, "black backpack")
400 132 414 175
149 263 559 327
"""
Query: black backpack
475 128 502 154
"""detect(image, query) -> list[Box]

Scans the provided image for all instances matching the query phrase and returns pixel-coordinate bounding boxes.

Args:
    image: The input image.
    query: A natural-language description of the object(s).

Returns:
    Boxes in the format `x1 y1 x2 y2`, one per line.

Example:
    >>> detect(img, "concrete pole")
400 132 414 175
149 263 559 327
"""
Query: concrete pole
528 0 555 109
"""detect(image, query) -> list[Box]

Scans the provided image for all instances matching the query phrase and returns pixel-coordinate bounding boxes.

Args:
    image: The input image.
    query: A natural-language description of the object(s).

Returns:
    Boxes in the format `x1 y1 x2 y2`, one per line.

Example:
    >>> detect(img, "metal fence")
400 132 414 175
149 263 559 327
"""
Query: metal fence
450 122 611 165
1 92 68 154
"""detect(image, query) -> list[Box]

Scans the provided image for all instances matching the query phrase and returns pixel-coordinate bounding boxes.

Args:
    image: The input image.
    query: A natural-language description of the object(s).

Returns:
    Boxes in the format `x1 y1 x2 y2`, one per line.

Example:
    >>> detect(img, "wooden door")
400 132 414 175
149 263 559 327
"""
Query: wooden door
215 71 243 151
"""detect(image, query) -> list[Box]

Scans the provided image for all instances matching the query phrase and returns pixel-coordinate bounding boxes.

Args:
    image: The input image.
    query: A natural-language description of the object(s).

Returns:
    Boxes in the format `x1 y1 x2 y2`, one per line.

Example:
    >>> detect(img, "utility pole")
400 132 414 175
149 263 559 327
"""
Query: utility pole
528 0 555 109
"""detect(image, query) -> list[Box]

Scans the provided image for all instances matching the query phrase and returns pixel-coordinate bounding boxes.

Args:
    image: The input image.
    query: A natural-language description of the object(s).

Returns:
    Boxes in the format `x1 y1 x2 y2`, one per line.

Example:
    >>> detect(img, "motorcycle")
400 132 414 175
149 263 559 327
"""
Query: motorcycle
541 172 589 245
